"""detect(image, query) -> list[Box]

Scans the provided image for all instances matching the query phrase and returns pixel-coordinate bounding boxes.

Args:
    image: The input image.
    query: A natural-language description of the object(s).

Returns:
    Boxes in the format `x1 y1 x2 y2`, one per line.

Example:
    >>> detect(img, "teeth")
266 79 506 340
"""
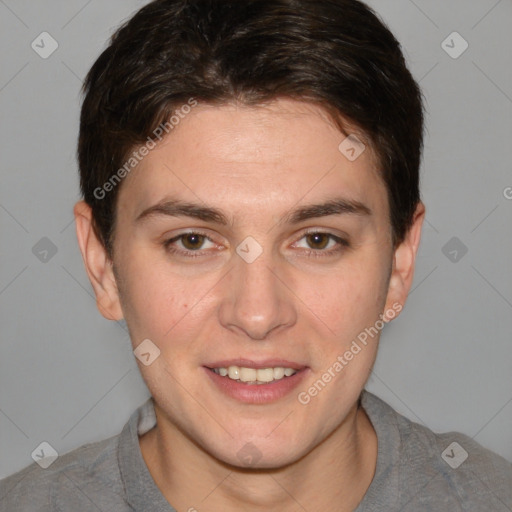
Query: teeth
239 367 257 382
212 365 298 383
273 367 285 379
256 368 274 382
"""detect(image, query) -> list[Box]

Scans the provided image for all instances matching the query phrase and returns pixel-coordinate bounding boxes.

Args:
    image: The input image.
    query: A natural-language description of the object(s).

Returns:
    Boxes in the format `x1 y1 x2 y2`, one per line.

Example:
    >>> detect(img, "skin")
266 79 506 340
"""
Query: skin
74 98 425 512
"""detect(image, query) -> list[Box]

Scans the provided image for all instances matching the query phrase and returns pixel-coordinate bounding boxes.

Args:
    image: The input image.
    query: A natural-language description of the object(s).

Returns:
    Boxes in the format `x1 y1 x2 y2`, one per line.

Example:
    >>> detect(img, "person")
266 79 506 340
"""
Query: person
1 0 511 510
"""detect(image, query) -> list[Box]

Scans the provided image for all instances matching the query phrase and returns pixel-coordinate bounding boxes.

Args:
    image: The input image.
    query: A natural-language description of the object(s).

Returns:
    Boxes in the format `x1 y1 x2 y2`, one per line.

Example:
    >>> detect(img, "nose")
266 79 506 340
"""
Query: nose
218 244 297 340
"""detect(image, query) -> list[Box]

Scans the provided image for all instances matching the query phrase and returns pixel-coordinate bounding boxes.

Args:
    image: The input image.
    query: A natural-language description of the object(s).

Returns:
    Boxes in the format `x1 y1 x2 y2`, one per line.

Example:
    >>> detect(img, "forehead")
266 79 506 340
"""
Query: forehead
116 99 387 223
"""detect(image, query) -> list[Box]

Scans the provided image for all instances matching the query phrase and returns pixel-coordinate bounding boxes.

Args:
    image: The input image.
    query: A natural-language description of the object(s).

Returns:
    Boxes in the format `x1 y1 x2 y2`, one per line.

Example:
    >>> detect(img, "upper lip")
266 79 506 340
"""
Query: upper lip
205 359 307 370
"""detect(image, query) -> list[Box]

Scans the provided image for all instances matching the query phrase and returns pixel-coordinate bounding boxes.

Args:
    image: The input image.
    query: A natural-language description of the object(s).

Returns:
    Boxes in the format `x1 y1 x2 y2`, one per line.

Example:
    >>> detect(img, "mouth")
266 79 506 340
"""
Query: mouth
203 360 309 404
207 365 299 385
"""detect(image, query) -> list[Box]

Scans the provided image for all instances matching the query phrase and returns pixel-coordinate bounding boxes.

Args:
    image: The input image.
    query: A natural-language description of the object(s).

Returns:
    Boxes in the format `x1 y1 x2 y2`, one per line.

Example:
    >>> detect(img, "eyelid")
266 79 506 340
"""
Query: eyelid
164 228 218 241
290 229 350 255
163 229 221 252
163 228 350 259
300 227 349 239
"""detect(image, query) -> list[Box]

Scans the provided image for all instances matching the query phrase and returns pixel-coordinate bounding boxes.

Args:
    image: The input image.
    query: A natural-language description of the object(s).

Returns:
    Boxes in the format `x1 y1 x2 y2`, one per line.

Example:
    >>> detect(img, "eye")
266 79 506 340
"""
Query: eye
163 231 218 258
162 230 349 259
293 231 349 257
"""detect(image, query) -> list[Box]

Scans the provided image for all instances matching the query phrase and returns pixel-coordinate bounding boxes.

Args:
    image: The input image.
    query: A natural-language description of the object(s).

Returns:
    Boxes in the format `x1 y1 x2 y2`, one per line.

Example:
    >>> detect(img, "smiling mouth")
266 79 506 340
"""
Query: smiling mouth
207 365 299 385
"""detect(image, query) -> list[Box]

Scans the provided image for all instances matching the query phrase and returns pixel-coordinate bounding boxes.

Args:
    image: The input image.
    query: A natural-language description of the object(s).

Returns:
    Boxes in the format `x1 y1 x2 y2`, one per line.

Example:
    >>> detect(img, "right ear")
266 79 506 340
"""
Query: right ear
73 200 123 321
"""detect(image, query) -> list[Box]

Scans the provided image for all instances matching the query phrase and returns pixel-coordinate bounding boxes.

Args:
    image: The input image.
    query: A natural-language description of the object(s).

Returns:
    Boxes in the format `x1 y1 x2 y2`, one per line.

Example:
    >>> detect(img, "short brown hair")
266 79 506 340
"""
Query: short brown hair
78 0 424 257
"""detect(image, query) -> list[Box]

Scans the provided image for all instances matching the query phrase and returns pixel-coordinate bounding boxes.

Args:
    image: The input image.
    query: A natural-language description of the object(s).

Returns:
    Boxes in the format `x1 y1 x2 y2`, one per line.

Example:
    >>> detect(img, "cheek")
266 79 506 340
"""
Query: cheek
116 255 184 338
298 257 390 338
116 252 221 350
294 262 387 420
117 237 391 349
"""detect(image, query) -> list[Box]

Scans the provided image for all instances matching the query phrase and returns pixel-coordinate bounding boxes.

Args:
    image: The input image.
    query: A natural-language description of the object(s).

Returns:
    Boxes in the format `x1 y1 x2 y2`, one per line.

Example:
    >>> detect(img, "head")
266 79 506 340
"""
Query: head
75 0 425 468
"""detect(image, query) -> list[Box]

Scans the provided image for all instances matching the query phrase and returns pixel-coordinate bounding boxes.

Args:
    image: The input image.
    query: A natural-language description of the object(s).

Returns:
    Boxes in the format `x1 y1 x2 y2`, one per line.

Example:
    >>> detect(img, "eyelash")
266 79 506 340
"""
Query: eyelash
163 229 350 259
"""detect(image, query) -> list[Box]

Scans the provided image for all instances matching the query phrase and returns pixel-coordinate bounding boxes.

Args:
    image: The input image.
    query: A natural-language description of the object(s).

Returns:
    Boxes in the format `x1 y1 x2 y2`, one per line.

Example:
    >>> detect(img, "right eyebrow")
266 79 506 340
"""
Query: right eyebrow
135 199 229 225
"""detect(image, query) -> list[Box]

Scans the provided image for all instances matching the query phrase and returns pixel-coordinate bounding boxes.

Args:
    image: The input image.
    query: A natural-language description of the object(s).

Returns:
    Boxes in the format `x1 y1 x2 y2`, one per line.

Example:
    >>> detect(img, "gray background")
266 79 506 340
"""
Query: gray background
0 0 511 479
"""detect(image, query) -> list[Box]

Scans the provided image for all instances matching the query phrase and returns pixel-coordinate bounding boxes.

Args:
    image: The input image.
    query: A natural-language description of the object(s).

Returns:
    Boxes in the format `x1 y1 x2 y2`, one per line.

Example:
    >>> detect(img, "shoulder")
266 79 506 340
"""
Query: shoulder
0 434 129 512
401 414 512 503
362 391 512 510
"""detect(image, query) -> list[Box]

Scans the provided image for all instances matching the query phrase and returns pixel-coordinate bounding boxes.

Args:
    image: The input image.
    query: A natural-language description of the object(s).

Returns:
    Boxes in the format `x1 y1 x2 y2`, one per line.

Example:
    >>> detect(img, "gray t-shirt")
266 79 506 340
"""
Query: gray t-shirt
1 390 511 511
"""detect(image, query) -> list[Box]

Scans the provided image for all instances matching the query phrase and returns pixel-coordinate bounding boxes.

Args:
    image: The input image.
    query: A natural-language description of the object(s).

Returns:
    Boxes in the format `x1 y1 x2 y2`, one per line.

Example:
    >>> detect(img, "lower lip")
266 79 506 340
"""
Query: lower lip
203 367 309 404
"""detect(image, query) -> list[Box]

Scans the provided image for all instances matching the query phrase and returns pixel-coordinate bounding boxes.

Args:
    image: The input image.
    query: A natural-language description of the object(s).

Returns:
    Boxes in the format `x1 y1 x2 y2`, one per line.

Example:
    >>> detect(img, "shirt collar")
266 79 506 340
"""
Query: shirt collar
118 396 176 512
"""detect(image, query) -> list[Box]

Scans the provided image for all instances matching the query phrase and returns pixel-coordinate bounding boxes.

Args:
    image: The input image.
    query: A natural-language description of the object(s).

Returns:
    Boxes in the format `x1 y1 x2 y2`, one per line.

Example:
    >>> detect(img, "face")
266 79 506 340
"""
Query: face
77 98 423 469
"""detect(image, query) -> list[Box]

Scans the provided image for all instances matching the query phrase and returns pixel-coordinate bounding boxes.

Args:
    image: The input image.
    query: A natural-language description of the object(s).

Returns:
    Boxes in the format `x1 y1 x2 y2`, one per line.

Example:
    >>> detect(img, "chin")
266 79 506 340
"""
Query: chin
203 431 310 471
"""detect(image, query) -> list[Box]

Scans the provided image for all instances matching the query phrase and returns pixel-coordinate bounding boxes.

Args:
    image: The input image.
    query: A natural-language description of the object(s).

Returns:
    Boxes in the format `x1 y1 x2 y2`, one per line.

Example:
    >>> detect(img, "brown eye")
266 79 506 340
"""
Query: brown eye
293 231 349 258
181 233 206 250
305 233 330 250
163 231 217 258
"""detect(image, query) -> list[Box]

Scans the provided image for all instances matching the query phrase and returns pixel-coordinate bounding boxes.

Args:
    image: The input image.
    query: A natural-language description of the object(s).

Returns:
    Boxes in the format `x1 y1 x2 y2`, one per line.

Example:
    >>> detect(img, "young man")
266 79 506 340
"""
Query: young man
1 0 511 510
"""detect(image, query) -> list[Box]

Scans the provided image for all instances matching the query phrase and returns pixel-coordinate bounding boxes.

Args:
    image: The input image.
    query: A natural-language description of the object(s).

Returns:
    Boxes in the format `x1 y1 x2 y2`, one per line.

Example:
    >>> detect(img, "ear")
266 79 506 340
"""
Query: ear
74 200 123 321
383 201 425 320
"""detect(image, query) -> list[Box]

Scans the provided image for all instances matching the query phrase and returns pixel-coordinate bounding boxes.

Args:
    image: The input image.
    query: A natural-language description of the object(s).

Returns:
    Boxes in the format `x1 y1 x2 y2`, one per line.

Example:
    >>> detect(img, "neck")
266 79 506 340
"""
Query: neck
140 403 377 512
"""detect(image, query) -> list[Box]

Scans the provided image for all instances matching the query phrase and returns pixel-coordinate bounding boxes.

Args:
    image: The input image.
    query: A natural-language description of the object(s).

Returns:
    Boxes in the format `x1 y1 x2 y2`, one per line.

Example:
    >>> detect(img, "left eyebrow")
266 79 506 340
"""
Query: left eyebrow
134 196 372 226
282 197 372 224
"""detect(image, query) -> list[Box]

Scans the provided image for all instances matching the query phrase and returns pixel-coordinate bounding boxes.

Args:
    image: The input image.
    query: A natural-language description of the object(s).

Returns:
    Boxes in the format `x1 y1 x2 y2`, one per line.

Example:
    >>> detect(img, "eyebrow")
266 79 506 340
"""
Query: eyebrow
135 197 372 226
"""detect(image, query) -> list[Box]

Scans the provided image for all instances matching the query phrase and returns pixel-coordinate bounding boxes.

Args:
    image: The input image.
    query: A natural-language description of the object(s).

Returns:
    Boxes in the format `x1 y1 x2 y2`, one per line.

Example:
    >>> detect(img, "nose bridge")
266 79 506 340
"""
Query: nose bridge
218 239 296 339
